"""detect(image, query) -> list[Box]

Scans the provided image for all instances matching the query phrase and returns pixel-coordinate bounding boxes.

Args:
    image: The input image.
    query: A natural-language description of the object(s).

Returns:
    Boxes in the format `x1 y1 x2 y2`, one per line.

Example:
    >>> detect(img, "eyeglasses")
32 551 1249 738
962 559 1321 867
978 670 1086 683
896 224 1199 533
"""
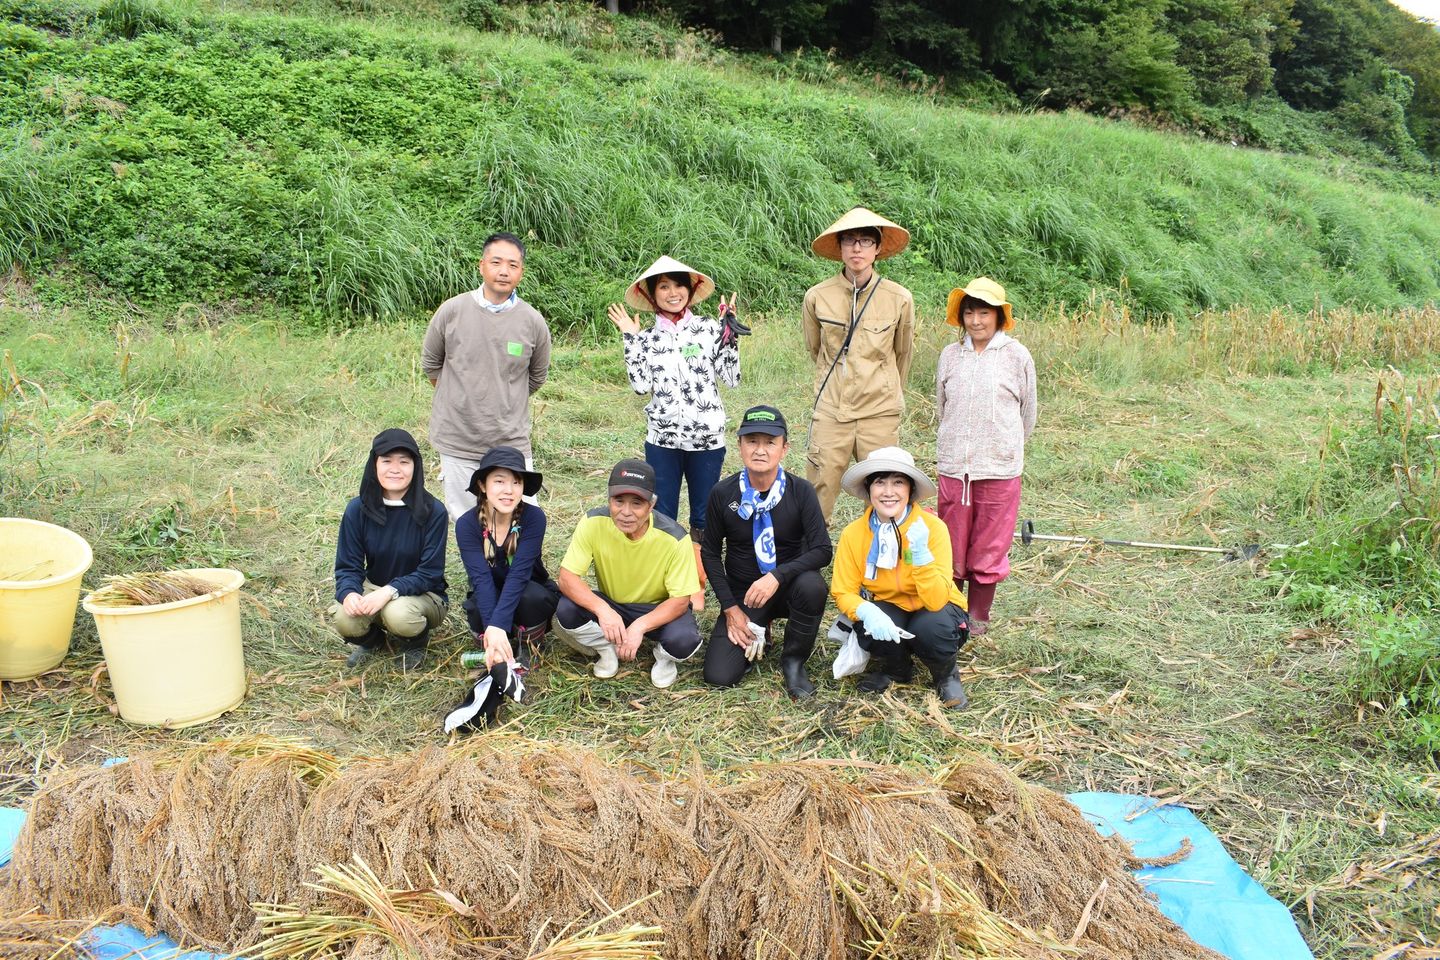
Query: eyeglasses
837 235 878 249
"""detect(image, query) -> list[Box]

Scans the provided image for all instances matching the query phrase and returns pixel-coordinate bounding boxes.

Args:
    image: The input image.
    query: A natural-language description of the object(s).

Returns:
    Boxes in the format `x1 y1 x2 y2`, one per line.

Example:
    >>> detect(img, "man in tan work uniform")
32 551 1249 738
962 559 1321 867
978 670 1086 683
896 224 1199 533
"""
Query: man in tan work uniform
801 207 915 522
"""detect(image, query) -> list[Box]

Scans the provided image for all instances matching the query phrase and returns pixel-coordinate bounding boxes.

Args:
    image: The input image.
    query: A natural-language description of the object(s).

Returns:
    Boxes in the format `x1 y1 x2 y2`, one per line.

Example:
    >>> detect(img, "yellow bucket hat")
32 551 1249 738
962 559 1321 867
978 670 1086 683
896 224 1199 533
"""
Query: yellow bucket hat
946 276 1013 328
624 256 716 312
811 206 910 262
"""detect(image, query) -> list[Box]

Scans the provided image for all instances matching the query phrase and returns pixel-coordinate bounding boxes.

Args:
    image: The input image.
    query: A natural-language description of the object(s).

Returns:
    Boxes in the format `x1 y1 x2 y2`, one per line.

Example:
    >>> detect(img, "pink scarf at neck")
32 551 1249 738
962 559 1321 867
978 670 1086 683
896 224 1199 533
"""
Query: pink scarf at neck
653 308 694 333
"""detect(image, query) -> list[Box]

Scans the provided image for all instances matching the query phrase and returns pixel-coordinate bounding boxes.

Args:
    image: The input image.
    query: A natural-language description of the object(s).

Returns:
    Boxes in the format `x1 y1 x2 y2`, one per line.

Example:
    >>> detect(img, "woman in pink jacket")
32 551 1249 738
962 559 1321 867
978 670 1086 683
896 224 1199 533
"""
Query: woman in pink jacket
935 277 1037 636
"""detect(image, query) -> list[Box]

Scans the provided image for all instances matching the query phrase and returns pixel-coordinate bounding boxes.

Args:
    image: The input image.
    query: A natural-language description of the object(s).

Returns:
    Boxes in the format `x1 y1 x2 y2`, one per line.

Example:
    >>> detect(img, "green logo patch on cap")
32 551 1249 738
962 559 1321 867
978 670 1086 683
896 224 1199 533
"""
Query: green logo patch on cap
506 341 523 356
746 410 777 421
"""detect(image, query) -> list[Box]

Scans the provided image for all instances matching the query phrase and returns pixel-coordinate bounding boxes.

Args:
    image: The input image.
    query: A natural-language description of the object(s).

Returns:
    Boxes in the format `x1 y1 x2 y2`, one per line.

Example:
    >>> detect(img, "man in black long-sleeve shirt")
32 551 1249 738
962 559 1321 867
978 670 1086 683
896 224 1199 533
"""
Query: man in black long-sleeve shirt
701 406 832 698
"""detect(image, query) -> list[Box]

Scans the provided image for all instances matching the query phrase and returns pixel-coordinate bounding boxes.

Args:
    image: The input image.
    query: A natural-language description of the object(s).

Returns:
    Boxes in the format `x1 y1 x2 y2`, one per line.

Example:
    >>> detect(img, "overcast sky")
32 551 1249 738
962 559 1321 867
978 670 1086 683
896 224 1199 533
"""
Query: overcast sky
1391 0 1438 21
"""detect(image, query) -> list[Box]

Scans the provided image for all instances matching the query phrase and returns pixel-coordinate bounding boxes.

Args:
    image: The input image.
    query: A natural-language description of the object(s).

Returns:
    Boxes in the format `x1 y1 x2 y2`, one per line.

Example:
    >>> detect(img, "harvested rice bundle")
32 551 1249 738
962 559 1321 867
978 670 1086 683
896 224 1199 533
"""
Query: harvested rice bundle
0 905 93 958
4 741 332 947
679 762 971 958
941 762 1211 958
251 856 664 960
293 743 708 950
2 739 1225 960
85 571 217 607
4 755 166 922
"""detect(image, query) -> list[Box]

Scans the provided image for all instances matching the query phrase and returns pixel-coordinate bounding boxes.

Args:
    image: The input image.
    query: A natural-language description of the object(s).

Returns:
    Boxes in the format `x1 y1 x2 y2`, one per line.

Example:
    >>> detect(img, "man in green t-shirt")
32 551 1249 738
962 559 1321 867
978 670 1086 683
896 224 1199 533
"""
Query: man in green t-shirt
555 458 703 688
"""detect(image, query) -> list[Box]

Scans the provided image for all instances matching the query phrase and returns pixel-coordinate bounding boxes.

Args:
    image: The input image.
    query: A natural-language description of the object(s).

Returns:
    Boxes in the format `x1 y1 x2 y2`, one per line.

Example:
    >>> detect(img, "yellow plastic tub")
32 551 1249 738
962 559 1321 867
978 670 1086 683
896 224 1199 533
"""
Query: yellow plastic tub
83 568 247 728
0 518 95 680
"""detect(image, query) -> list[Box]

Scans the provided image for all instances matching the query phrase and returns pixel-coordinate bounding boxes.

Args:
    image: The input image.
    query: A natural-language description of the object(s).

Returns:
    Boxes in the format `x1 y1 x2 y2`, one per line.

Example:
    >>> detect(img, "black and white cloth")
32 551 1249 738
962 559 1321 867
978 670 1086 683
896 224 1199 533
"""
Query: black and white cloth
443 661 526 733
622 312 741 451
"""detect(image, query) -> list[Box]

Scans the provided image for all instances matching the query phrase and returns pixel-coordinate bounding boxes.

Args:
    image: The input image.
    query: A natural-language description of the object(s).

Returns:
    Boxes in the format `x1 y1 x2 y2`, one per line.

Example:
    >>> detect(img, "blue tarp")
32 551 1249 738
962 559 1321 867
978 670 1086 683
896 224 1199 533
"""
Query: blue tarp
0 806 24 867
1070 792 1314 960
74 927 223 960
1 792 1313 960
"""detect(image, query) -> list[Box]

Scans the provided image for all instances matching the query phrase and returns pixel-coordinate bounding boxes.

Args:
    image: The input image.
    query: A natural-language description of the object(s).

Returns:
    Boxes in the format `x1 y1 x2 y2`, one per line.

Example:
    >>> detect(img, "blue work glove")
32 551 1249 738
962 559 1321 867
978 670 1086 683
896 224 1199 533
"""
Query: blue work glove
905 518 934 566
854 601 901 643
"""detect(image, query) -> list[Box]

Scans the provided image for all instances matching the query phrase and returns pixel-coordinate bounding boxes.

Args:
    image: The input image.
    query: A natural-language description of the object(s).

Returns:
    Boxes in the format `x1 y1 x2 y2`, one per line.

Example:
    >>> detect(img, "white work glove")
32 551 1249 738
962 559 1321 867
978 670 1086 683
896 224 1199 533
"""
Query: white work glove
744 620 767 662
906 519 934 566
855 601 902 643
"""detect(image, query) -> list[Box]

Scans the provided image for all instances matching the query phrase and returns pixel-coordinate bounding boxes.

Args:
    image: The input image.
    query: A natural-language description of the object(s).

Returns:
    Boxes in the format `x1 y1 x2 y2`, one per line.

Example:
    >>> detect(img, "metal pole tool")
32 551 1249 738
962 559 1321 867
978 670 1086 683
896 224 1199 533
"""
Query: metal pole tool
1018 520 1267 562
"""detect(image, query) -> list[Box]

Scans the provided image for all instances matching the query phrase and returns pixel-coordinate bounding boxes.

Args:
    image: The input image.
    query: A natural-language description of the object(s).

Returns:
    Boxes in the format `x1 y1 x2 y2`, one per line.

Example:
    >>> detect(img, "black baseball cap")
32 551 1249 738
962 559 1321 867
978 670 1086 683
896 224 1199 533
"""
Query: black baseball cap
608 458 656 498
737 405 788 437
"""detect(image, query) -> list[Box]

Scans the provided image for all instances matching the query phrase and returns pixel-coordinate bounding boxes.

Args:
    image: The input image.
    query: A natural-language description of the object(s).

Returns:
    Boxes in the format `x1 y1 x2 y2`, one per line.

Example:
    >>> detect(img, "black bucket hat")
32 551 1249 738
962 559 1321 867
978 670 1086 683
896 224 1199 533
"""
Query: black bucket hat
467 446 543 498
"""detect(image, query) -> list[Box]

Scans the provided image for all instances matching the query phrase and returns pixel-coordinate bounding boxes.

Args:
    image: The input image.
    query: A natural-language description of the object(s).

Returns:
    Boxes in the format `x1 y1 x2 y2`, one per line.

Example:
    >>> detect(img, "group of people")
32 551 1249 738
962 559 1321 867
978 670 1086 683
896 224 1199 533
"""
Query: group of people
328 207 1038 725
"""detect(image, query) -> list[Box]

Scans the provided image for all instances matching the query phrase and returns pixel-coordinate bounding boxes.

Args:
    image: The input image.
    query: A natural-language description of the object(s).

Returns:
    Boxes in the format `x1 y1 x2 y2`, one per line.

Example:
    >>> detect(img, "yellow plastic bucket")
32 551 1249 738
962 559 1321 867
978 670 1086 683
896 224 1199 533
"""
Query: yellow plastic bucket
0 518 95 680
83 568 247 728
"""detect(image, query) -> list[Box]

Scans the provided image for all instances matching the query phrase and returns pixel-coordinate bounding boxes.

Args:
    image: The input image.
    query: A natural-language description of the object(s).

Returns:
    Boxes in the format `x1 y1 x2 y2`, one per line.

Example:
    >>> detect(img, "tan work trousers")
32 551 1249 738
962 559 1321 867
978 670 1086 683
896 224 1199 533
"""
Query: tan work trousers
329 580 447 642
806 413 902 523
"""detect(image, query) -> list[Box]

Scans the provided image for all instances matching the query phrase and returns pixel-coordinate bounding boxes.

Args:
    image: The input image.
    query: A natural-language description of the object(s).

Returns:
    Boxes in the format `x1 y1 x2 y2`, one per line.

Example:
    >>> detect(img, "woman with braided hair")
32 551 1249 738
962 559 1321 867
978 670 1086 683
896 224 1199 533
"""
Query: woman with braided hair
456 446 559 673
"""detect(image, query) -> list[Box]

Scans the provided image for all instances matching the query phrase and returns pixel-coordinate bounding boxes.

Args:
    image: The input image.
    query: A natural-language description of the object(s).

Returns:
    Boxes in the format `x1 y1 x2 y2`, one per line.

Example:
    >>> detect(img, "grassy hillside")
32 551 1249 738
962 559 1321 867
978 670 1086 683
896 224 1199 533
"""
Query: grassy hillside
2 0 1440 325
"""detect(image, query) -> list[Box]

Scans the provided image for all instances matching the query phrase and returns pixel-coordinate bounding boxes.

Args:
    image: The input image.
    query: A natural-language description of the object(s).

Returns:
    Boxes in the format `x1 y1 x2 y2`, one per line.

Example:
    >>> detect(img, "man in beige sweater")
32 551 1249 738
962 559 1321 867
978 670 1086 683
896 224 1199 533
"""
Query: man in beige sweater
801 207 915 522
423 232 553 521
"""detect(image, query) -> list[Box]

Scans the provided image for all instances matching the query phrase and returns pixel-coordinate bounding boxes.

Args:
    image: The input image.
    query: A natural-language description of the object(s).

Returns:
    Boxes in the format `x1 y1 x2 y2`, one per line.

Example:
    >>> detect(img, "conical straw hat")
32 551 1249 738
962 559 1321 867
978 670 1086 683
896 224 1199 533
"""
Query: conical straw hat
624 256 716 312
811 206 910 261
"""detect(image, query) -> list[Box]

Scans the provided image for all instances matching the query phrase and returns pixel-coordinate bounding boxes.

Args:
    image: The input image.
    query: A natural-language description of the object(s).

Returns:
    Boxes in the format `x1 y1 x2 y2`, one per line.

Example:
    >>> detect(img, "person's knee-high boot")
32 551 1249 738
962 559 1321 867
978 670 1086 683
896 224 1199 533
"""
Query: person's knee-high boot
922 654 967 709
554 619 619 678
858 643 914 693
779 609 820 699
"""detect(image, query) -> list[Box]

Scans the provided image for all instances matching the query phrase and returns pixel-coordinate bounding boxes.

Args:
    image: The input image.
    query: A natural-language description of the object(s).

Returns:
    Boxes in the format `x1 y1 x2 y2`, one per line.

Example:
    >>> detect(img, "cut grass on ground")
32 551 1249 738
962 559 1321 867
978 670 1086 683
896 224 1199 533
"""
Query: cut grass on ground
2 286 1438 958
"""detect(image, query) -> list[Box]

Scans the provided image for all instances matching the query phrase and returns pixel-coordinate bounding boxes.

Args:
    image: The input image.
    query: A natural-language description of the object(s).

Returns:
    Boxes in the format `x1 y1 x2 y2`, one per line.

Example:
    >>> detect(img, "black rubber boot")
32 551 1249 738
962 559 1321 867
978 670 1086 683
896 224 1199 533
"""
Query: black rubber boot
857 669 892 694
398 629 430 672
781 658 815 699
858 647 912 694
344 624 384 670
925 657 968 709
779 609 820 700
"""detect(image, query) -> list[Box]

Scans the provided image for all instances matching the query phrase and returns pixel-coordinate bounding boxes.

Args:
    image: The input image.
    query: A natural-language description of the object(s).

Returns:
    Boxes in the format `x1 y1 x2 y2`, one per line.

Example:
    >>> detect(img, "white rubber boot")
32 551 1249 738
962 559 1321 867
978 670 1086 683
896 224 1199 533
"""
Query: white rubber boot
650 645 679 689
554 619 619 679
593 644 619 679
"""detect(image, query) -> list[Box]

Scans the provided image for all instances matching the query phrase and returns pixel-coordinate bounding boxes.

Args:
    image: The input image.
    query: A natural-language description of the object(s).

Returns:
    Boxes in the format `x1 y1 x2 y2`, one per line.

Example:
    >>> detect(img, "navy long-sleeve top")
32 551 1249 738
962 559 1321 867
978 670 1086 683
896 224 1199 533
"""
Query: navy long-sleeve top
456 504 549 633
333 496 449 603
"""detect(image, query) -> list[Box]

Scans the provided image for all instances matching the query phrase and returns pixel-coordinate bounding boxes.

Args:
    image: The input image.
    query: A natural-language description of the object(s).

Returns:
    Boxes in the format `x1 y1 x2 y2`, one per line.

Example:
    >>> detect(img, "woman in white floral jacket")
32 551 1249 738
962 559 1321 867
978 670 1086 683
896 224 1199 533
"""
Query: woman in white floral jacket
607 256 743 552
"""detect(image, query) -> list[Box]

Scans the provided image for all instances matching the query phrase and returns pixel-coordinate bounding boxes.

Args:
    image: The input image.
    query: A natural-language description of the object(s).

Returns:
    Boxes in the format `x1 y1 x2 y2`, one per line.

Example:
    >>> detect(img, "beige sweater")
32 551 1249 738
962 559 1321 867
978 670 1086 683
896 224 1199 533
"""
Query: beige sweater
935 332 1037 481
422 291 552 459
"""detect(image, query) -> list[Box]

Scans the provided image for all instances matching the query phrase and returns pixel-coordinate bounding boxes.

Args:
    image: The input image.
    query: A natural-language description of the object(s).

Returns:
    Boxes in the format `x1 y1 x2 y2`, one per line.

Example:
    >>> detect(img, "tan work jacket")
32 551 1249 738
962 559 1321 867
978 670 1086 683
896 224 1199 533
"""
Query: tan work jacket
802 272 914 422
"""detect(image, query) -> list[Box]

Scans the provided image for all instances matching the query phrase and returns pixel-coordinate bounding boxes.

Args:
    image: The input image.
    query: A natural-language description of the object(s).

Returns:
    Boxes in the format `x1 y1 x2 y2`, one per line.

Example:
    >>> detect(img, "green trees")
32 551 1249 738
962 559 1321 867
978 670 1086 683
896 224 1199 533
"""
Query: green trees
613 0 1440 162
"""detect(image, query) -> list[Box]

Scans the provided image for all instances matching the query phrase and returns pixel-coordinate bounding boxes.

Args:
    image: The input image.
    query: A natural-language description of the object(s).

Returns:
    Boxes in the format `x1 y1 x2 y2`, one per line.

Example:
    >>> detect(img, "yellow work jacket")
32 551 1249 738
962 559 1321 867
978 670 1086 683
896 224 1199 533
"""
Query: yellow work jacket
832 506 967 618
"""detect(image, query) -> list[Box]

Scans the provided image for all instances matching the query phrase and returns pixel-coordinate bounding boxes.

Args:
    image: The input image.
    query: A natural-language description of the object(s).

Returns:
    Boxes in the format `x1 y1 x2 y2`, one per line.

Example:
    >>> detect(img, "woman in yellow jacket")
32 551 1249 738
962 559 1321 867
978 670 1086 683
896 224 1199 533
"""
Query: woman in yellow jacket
832 447 970 708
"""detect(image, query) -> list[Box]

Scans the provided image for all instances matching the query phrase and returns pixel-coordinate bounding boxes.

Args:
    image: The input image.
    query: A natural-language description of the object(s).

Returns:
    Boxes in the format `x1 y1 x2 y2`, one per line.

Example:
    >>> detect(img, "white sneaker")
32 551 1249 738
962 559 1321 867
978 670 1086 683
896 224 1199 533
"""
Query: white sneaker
650 651 678 688
593 644 619 679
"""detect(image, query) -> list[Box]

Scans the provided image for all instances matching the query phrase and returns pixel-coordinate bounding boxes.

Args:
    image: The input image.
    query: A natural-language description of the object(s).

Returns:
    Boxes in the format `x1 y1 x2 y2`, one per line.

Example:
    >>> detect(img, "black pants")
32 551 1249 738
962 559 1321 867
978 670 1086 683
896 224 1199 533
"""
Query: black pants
854 599 968 666
464 578 560 636
555 591 703 659
703 570 827 686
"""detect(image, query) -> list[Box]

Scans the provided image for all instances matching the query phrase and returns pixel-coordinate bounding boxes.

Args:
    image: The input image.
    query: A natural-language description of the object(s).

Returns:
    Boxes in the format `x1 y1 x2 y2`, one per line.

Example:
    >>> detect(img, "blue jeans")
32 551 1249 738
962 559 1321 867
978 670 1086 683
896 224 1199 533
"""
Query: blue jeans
644 442 726 533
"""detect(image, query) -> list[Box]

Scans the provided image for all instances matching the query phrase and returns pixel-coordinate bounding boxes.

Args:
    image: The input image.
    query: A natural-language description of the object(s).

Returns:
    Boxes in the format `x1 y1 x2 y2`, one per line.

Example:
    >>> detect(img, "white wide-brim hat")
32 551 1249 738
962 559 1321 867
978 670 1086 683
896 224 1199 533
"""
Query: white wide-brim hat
811 206 910 262
624 256 716 312
840 446 937 502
